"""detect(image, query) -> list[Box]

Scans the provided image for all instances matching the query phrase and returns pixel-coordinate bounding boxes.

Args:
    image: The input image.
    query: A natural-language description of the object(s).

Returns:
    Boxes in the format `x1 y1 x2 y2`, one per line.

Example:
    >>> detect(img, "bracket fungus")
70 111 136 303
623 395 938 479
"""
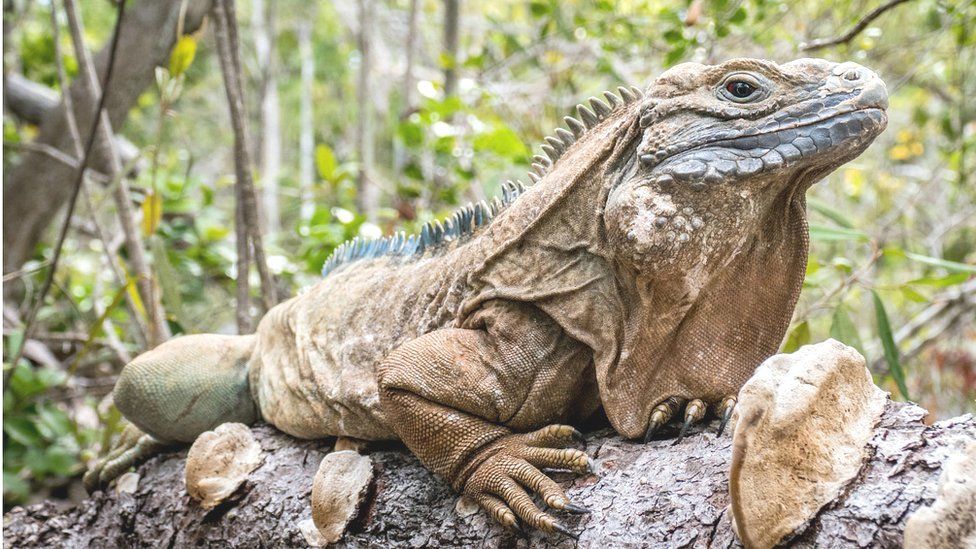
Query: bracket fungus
311 450 375 544
729 339 887 549
184 422 263 509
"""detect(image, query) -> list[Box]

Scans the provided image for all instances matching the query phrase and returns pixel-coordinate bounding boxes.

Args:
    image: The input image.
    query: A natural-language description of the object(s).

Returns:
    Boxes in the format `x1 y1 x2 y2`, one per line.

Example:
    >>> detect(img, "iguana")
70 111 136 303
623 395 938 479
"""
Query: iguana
85 58 888 538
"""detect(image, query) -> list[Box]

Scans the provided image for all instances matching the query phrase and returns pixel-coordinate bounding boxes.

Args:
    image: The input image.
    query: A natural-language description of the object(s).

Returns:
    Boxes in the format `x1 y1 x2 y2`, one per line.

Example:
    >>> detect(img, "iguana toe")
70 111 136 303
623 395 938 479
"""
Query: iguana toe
674 398 706 445
463 425 590 538
84 423 169 493
643 396 684 442
716 395 737 437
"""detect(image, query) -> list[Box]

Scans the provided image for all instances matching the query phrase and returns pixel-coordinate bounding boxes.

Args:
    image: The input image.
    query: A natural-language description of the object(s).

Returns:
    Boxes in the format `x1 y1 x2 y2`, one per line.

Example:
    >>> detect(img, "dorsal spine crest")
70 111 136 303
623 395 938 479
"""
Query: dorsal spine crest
321 85 642 277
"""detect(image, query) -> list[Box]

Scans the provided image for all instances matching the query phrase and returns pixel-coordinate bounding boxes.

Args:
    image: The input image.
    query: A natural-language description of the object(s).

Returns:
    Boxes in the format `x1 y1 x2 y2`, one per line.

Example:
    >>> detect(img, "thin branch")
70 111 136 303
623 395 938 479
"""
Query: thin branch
3 0 126 386
800 0 913 51
50 0 147 348
64 0 169 347
4 141 80 169
212 0 278 326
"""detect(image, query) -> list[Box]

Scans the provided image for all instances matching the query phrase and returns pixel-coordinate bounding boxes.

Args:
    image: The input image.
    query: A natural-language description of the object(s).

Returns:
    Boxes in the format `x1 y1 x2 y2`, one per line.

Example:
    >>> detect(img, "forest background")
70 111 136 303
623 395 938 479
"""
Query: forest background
2 0 974 510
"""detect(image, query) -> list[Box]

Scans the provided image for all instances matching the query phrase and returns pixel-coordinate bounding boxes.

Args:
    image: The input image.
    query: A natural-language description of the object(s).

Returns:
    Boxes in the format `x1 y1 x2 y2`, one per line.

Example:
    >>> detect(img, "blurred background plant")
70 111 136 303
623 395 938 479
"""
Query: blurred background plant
2 0 973 509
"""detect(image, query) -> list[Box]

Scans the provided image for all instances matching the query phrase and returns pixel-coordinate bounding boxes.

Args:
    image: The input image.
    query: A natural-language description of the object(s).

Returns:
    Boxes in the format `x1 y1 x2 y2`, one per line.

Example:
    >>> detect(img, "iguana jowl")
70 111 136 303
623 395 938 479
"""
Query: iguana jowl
86 58 888 536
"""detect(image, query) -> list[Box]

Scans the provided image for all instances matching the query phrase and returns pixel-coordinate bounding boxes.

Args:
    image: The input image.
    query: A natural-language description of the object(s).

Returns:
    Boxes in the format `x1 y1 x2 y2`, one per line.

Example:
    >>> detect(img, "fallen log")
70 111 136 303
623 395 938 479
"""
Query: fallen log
3 400 973 548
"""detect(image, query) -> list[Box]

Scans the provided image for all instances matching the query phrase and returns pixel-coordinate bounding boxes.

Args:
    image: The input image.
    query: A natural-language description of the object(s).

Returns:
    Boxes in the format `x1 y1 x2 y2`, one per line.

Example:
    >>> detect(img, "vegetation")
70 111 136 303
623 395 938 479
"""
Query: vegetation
2 0 973 509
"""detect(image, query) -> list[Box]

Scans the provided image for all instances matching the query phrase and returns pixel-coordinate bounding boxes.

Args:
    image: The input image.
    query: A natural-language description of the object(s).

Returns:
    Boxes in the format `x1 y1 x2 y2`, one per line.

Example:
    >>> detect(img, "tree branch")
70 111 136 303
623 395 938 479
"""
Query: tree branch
3 72 141 167
2 0 128 386
212 0 278 329
50 0 148 349
3 1 213 275
800 0 913 51
3 402 972 547
63 0 169 348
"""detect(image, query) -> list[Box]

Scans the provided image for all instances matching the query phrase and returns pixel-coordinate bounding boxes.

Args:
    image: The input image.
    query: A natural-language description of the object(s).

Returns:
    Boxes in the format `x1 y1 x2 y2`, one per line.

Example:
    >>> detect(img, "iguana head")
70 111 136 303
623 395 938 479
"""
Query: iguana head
604 58 887 276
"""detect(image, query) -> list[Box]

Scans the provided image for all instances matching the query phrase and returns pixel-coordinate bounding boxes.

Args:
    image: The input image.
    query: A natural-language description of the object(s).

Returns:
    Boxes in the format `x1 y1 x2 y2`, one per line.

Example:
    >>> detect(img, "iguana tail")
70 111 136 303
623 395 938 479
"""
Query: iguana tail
113 333 260 443
85 334 259 492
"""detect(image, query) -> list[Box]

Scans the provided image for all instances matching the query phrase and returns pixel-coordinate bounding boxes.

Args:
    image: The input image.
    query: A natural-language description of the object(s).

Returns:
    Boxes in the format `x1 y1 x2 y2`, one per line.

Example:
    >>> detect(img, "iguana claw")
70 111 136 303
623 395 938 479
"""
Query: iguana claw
562 502 591 514
643 396 684 443
716 396 737 437
674 399 706 445
553 522 580 540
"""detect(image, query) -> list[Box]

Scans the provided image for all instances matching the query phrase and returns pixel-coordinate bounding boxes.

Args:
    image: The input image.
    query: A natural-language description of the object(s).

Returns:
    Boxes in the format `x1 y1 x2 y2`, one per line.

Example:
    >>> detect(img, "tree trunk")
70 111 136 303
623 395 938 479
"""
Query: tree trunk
355 0 378 222
3 401 971 548
252 0 281 234
443 0 460 96
298 19 316 224
2 0 213 275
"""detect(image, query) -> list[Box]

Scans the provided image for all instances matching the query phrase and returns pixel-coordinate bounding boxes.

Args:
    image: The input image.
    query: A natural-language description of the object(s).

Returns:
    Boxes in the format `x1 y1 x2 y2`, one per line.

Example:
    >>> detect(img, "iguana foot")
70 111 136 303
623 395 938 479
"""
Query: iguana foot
83 423 171 493
644 396 737 442
464 424 591 538
715 395 736 436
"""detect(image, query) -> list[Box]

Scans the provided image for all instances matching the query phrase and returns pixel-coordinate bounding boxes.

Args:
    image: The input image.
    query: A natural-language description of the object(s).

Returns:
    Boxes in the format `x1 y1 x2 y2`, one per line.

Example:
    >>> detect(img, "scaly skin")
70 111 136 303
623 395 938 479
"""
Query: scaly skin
89 58 888 537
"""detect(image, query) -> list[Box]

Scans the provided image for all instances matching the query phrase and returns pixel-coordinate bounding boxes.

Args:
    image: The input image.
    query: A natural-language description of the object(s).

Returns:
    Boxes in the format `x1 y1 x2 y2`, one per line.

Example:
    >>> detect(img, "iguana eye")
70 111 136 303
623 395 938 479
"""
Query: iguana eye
718 73 765 103
726 80 756 98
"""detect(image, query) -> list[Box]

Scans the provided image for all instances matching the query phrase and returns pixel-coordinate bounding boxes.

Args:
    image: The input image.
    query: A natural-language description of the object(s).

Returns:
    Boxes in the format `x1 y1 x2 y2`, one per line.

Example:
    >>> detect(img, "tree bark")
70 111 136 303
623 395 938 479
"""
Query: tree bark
443 0 460 96
355 0 378 222
3 401 971 548
298 19 316 224
2 0 213 275
3 73 140 166
212 0 278 320
252 0 282 233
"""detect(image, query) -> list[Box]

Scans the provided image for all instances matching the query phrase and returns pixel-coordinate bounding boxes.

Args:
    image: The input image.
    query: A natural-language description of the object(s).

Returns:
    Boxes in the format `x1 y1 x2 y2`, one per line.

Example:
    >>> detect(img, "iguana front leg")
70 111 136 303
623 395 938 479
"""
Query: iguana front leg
378 325 592 537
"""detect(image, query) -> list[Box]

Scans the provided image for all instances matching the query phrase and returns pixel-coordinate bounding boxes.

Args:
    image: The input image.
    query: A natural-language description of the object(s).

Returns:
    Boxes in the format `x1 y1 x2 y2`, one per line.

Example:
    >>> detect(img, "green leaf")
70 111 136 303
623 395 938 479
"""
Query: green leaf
782 320 810 353
829 305 865 357
807 197 855 228
168 35 198 77
315 144 338 182
808 224 869 242
150 236 186 329
4 416 41 446
871 290 910 400
141 192 163 236
473 123 528 160
665 44 687 66
900 286 929 303
34 403 73 440
2 471 30 502
729 6 747 24
908 273 970 287
903 252 976 274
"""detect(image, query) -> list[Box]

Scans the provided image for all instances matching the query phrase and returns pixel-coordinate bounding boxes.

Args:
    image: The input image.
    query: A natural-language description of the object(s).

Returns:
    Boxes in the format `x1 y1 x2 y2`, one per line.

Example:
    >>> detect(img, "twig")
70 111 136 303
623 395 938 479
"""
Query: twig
212 0 278 328
4 141 79 169
3 0 126 387
64 0 169 347
800 0 913 51
1 260 53 283
50 0 147 348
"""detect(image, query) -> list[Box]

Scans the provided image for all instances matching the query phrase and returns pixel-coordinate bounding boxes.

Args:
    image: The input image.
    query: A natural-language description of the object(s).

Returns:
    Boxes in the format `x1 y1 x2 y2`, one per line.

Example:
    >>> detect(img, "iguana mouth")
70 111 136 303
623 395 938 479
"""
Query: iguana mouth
640 106 887 190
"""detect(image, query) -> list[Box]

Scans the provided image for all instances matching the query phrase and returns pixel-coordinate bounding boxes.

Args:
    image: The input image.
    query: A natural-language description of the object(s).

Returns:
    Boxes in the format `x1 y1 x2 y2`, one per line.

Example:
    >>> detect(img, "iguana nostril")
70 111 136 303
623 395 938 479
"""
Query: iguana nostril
843 69 860 81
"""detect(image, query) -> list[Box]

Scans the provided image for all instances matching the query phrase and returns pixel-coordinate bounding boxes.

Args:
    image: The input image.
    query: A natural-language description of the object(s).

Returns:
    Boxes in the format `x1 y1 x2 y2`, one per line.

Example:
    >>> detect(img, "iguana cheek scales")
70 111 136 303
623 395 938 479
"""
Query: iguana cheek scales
91 58 887 538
